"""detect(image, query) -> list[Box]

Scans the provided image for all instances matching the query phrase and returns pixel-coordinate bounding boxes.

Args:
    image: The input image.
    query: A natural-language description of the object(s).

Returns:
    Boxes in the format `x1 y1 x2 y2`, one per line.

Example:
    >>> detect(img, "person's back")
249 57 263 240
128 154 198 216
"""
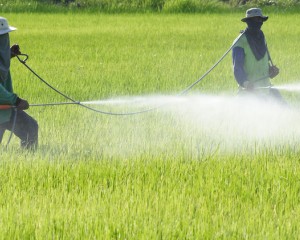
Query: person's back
0 17 38 149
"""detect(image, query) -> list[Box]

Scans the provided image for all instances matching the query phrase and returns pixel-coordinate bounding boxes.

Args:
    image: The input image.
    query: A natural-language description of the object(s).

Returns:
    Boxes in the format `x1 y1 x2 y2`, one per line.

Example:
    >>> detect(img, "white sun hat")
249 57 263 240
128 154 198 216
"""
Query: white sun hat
0 17 17 35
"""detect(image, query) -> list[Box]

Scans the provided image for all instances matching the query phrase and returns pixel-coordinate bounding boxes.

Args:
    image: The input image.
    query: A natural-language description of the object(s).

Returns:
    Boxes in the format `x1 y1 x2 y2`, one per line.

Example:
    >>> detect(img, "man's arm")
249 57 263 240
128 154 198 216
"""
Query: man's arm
232 46 247 87
0 83 17 105
0 84 28 109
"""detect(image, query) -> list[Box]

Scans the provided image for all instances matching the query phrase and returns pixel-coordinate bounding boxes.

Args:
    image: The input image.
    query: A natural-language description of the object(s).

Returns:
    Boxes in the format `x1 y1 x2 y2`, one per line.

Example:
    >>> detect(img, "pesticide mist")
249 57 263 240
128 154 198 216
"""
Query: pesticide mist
71 91 300 158
275 83 300 92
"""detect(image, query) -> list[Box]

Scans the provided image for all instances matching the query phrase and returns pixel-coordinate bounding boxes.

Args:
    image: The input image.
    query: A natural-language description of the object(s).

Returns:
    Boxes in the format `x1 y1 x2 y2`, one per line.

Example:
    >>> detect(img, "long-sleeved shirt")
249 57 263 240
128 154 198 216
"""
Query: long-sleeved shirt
232 33 270 89
232 46 247 87
0 71 17 124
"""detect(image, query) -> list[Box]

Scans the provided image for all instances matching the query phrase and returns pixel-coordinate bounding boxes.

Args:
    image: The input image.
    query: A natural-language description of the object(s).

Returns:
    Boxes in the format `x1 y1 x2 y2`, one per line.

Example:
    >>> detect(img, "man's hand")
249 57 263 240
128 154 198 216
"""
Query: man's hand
243 81 254 91
10 44 21 58
16 97 29 110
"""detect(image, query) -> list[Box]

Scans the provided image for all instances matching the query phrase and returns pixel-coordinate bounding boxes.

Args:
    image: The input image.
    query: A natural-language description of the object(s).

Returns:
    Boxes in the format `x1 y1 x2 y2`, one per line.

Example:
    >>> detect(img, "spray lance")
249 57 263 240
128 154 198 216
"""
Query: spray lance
0 102 81 109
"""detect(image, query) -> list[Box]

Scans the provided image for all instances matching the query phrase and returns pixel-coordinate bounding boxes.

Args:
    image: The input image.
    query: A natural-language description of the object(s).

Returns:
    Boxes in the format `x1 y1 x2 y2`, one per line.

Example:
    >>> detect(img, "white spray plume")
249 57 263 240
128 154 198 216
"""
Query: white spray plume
275 83 300 92
70 92 300 158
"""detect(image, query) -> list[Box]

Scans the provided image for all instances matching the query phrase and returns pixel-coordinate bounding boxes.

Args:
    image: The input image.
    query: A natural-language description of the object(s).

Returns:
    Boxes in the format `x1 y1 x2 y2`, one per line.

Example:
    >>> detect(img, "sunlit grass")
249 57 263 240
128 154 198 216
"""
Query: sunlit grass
1 13 300 238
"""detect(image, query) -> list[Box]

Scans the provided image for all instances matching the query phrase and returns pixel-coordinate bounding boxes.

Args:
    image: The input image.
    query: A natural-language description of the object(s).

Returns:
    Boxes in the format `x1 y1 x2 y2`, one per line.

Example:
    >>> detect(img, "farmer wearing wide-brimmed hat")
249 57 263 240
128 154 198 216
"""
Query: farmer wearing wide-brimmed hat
0 16 38 149
241 7 269 22
232 8 285 103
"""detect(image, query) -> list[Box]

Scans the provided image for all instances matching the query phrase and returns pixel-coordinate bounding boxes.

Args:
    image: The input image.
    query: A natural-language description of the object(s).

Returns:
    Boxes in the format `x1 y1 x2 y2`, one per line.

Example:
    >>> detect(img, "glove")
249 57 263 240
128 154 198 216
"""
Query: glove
269 65 279 79
10 44 21 58
243 81 254 90
15 97 29 110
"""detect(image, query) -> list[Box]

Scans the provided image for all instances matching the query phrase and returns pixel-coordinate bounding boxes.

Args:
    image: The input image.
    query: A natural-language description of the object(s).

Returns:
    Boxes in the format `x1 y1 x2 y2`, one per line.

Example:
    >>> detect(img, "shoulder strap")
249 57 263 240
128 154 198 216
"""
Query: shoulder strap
232 30 246 47
266 45 274 66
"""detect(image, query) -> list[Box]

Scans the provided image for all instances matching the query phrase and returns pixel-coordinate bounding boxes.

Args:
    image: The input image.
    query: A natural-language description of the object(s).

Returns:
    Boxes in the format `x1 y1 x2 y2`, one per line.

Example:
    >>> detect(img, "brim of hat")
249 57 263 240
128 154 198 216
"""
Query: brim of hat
241 16 268 22
0 26 17 35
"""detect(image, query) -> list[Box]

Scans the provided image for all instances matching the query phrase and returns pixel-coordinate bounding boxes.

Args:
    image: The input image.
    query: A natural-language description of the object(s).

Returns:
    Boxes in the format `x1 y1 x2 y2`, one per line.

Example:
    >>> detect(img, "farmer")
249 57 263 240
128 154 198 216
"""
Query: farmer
232 8 285 103
0 17 38 149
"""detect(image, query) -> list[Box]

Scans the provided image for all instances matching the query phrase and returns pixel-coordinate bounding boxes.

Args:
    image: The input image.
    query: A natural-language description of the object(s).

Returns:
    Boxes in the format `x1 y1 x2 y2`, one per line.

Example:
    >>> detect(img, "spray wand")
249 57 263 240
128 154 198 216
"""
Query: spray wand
0 102 81 110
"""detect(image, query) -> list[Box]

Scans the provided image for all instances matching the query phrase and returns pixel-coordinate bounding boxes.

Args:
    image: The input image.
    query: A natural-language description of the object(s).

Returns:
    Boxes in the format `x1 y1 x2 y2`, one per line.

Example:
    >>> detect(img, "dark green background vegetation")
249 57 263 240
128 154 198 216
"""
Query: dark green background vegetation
1 0 300 13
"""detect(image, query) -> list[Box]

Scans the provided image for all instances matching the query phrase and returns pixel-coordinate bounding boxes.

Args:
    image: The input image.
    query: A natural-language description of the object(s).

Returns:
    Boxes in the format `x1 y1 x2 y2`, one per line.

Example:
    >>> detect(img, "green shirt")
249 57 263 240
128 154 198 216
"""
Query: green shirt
0 71 17 124
233 33 270 88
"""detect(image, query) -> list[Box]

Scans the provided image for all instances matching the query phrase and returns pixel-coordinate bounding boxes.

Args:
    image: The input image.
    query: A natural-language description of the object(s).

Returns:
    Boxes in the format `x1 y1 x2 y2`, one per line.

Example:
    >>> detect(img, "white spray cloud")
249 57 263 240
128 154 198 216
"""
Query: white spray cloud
74 91 300 157
275 83 300 92
163 93 300 153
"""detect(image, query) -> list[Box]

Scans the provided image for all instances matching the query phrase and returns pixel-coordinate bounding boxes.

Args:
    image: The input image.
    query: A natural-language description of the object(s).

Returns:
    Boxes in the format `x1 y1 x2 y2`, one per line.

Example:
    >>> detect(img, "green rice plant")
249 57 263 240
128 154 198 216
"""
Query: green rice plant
0 12 300 238
2 0 300 13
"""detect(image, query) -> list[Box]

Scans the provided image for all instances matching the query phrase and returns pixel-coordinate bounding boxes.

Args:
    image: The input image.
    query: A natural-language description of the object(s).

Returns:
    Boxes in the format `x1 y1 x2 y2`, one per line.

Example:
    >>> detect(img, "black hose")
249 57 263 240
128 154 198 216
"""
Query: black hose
16 33 244 116
17 55 162 115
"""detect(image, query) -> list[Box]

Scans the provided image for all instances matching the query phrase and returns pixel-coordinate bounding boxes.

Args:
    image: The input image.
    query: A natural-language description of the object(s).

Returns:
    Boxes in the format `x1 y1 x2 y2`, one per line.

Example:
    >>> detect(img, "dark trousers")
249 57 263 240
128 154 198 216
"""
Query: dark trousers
238 88 287 106
0 110 38 149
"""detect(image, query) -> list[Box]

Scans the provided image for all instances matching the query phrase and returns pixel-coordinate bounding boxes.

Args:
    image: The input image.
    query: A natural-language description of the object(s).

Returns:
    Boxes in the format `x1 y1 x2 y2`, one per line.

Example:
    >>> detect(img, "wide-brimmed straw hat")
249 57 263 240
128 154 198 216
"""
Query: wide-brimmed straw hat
0 17 17 35
241 8 268 22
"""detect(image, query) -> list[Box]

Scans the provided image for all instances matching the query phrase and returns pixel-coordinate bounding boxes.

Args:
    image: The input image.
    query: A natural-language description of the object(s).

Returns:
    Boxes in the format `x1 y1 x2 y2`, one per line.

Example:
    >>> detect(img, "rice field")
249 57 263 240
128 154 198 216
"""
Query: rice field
1 12 300 238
